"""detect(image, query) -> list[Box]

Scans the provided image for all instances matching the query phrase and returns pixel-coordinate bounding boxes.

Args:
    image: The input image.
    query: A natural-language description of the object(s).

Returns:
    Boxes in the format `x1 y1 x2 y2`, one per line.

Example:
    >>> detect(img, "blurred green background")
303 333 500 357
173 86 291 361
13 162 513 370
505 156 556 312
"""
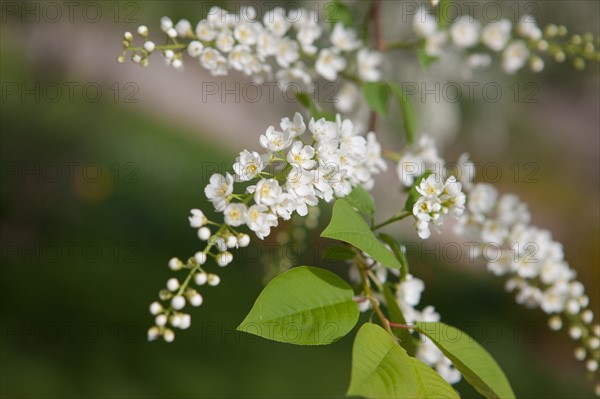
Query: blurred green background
1 1 598 398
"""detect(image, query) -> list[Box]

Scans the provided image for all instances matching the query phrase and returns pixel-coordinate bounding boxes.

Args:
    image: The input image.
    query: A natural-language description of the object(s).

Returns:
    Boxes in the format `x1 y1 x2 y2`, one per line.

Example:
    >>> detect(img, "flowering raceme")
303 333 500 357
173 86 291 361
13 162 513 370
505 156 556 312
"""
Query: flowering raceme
119 6 382 88
147 113 386 342
118 3 600 396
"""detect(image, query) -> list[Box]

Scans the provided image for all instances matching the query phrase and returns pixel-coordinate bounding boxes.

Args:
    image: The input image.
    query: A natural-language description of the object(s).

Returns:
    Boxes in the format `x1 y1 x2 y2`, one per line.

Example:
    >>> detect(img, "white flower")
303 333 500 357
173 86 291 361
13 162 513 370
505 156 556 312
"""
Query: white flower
334 82 361 113
517 15 542 40
276 65 312 89
273 193 297 220
228 44 252 72
417 174 445 198
467 184 497 216
194 272 208 286
246 205 278 239
263 7 290 37
189 209 207 227
316 48 347 81
295 11 322 54
216 30 235 53
187 41 204 57
161 16 173 32
253 179 283 206
275 37 300 68
425 31 448 56
309 117 338 143
413 7 437 38
287 141 317 170
200 48 223 70
481 20 512 52
233 150 264 181
397 275 425 306
467 53 492 69
175 19 192 37
234 23 258 45
436 357 462 384
365 132 387 174
450 16 481 48
205 173 234 210
195 20 216 41
197 227 212 241
331 23 361 51
171 295 186 310
502 41 529 74
357 49 383 82
224 203 248 227
259 126 293 152
280 112 306 137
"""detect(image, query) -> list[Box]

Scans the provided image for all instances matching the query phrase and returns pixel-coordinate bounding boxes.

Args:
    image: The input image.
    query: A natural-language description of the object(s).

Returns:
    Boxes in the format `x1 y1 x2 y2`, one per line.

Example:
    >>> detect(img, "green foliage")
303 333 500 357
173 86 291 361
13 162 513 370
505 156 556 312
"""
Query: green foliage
344 185 376 216
382 284 417 356
417 322 516 399
323 245 357 261
325 0 354 28
378 234 409 280
437 0 453 29
389 82 417 144
322 200 401 269
362 82 392 116
347 324 460 398
237 266 359 345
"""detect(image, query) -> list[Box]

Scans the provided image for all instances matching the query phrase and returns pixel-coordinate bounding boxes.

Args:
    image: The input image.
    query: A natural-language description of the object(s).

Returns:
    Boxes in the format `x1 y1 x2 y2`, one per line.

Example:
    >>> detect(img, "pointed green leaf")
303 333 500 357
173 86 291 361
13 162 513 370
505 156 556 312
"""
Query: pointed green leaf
326 0 354 28
322 200 401 269
378 234 409 280
237 266 359 345
323 245 357 261
382 283 417 356
344 185 376 216
410 357 461 399
362 82 391 116
389 82 417 144
417 322 515 399
347 323 459 399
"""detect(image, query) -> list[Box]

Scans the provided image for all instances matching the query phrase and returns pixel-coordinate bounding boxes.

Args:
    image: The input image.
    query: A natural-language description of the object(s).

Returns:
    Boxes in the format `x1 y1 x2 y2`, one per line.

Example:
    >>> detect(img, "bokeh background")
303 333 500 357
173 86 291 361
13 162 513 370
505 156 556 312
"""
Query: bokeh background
1 0 598 398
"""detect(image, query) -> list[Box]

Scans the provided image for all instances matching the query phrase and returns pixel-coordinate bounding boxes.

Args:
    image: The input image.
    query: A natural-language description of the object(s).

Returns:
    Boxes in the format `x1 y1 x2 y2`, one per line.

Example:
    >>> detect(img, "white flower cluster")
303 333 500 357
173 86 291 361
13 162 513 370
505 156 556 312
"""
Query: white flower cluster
207 113 385 238
148 112 385 342
397 138 598 385
412 174 466 239
395 135 467 239
413 9 547 74
456 181 599 372
349 258 461 385
122 6 382 87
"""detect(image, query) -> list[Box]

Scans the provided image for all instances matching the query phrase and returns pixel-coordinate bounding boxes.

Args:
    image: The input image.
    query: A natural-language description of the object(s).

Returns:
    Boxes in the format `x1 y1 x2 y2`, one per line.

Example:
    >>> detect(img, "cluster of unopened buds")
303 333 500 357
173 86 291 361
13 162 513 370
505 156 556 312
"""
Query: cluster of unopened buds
412 8 600 74
147 112 386 342
118 6 382 90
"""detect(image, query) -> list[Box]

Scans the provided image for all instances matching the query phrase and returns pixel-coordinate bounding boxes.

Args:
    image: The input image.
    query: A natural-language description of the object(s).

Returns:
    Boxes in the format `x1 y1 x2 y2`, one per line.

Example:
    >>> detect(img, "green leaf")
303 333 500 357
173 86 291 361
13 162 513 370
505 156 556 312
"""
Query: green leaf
237 266 359 345
382 283 416 356
378 234 409 280
389 82 417 144
362 82 391 117
344 185 376 216
322 200 402 269
323 245 357 261
296 93 335 121
410 357 461 399
347 323 460 399
326 0 354 28
417 322 516 399
438 0 453 30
